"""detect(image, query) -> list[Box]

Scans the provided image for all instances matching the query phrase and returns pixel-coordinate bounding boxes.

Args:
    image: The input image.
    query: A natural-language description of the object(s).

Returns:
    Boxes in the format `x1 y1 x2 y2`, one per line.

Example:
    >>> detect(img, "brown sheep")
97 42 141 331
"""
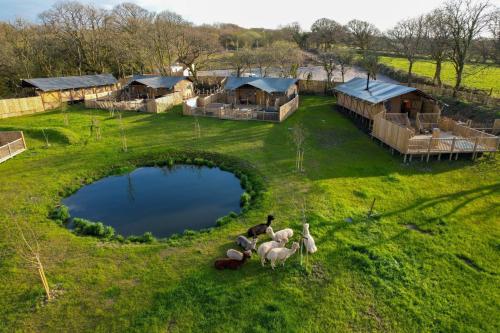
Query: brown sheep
214 250 251 270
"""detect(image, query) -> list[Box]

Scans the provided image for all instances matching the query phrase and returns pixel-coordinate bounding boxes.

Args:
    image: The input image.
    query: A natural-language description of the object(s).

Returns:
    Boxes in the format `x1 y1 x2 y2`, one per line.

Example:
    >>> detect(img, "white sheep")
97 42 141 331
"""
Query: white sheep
302 223 317 254
266 242 300 269
257 240 284 266
226 249 251 261
236 235 258 251
266 226 293 243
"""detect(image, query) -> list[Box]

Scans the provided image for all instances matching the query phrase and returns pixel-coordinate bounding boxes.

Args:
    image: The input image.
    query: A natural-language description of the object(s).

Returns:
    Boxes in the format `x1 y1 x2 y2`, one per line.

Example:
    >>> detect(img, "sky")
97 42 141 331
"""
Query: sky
0 0 490 31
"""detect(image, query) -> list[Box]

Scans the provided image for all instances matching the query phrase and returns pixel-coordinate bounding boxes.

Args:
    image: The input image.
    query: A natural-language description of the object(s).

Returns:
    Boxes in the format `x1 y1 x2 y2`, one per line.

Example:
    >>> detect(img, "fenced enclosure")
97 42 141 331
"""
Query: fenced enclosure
84 91 183 113
183 95 299 122
0 131 26 163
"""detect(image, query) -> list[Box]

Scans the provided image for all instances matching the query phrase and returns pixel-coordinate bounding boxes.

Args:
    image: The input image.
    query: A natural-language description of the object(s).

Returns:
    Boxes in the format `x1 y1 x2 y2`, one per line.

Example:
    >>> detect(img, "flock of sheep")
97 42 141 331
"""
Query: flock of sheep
214 215 317 270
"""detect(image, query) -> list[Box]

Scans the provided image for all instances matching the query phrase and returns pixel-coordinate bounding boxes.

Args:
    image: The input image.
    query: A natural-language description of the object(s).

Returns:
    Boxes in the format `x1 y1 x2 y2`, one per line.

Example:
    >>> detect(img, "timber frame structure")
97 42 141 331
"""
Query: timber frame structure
335 78 500 161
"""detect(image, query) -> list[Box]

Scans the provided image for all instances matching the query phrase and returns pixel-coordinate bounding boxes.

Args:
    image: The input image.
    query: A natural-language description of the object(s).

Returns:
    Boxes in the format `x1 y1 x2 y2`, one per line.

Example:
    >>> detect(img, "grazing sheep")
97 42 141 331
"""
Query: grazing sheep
266 242 300 269
236 235 258 251
247 215 274 237
302 223 317 254
266 226 293 243
257 240 285 266
214 250 251 270
227 249 244 260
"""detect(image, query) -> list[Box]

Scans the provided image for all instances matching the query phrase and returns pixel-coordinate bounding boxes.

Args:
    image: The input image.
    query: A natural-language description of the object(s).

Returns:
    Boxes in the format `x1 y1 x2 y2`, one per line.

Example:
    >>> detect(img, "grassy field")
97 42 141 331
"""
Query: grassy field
0 96 499 332
379 56 500 97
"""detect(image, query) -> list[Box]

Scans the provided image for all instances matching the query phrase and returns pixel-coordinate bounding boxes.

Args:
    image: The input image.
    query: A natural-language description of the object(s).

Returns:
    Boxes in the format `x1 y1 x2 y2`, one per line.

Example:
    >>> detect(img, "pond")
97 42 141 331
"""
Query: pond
63 165 244 238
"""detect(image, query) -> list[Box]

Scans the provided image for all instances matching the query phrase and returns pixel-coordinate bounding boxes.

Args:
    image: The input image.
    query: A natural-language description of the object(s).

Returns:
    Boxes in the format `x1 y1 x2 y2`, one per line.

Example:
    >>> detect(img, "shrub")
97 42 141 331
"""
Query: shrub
50 205 70 223
127 232 155 243
183 229 196 236
228 211 238 219
240 192 251 207
216 216 231 226
73 218 115 239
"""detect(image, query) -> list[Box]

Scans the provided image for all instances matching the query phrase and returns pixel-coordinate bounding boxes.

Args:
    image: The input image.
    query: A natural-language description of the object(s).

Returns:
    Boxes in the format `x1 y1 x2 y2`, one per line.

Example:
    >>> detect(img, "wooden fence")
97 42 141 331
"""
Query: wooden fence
84 98 145 111
0 131 26 163
279 95 299 121
416 113 440 132
372 114 413 153
147 92 183 113
0 96 45 119
84 92 183 113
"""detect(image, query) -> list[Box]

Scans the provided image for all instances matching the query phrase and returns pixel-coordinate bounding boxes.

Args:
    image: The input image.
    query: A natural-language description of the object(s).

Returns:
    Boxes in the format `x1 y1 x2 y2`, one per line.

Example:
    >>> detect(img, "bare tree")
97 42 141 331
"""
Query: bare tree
346 19 380 51
310 18 346 50
333 48 355 82
443 0 492 95
424 9 452 86
175 26 220 81
317 52 337 88
387 16 426 85
148 11 184 76
270 41 304 77
9 218 52 301
361 52 379 90
226 49 253 77
489 8 500 63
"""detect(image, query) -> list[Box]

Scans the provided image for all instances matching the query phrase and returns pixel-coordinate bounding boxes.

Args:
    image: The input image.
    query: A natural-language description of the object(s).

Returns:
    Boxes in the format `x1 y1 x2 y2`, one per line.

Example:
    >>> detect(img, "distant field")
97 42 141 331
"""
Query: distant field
379 56 500 97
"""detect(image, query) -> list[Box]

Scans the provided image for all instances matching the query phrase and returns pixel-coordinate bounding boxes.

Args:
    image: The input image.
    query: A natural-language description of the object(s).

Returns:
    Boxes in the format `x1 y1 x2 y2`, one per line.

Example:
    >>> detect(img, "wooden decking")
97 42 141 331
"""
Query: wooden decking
371 114 499 161
0 131 27 163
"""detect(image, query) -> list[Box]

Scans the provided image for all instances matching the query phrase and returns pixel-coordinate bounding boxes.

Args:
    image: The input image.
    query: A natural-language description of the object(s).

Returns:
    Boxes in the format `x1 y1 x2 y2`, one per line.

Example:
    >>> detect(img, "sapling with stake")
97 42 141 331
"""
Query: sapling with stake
61 102 69 126
41 128 50 148
8 215 52 301
194 116 201 139
118 111 128 152
291 124 306 172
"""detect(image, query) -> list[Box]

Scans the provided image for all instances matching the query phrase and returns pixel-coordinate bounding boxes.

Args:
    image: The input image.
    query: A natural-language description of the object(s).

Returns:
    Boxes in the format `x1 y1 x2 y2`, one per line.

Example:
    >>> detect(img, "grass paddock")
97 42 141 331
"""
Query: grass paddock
0 96 499 332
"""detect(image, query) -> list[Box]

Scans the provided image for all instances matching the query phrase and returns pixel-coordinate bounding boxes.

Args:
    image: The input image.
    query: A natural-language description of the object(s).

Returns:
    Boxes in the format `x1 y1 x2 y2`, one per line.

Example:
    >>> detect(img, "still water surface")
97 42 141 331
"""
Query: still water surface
63 165 244 237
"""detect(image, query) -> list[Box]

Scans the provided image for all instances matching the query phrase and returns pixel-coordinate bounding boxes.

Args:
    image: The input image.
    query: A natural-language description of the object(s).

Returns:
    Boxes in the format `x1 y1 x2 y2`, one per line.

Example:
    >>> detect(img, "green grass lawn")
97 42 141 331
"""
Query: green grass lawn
0 96 499 332
379 56 500 97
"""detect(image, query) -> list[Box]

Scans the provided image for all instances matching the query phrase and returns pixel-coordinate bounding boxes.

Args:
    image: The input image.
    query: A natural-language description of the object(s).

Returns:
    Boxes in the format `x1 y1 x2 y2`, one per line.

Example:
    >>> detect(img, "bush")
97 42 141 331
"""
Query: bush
240 192 251 207
73 218 115 239
50 205 70 223
183 229 196 237
127 232 155 243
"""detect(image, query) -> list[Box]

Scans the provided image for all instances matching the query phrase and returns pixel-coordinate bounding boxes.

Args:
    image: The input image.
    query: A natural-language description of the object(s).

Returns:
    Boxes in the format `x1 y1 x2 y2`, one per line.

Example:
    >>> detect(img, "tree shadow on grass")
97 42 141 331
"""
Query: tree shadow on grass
379 183 499 220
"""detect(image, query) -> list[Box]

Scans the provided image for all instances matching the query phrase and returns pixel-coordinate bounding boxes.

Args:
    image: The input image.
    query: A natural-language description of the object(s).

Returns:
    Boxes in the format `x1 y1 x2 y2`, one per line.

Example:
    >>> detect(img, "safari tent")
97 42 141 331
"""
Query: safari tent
183 77 299 122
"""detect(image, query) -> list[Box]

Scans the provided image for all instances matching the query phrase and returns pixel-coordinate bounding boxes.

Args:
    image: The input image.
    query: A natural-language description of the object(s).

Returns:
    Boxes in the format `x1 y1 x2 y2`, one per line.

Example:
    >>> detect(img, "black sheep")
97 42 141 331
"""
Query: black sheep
247 215 274 238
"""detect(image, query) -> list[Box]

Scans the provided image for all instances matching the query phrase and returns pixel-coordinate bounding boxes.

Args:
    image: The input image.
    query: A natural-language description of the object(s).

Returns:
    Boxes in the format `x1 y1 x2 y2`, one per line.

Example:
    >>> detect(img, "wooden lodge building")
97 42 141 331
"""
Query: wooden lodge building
183 77 299 122
124 75 194 100
21 74 118 109
334 78 499 161
84 75 194 113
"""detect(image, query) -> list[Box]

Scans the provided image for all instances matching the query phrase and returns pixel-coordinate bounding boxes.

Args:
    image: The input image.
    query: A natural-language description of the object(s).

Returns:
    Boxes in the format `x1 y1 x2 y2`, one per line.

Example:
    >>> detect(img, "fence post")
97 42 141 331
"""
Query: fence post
426 138 432 163
472 137 479 160
449 137 456 161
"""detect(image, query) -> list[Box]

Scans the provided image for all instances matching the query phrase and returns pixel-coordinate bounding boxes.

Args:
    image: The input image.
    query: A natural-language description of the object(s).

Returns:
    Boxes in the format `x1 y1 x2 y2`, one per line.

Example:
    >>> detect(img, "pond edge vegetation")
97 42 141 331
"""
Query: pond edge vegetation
49 150 266 244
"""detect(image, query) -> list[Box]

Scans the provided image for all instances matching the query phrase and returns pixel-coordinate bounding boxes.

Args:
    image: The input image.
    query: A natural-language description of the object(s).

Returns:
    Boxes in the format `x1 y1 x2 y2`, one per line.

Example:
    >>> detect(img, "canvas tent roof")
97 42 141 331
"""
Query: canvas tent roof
125 75 190 89
334 77 435 104
224 77 297 93
21 74 117 92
